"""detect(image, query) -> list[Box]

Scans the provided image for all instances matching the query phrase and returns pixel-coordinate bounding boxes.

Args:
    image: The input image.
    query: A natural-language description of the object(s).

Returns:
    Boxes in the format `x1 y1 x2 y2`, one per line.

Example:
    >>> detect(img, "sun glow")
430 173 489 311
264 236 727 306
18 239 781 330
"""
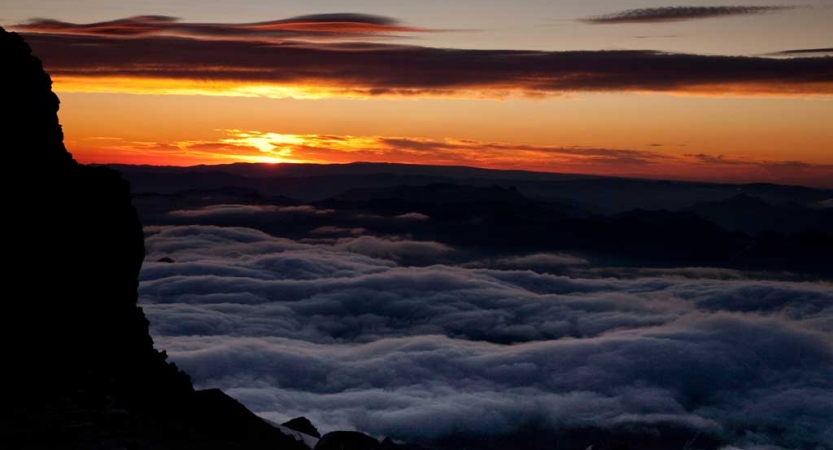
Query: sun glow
216 130 314 163
50 75 833 101
221 130 302 152
50 76 360 100
62 129 833 188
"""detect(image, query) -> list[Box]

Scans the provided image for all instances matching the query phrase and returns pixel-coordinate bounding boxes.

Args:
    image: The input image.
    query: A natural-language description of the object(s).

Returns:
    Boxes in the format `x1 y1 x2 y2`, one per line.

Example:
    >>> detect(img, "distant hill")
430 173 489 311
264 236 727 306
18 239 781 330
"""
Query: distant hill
336 183 526 204
112 159 833 276
685 193 833 235
109 162 832 213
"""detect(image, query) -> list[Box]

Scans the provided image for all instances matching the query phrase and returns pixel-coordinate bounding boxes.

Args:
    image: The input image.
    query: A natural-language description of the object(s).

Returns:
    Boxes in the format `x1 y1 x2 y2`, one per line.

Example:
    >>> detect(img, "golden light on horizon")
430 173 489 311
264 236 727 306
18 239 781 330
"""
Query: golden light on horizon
48 75 539 100
219 130 305 163
50 76 358 100
49 76 833 101
62 129 833 188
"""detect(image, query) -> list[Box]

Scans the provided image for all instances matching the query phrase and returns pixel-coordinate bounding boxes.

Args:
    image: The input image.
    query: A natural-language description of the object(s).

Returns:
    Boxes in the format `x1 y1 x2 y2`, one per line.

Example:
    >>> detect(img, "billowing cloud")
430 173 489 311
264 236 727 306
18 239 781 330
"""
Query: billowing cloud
15 14 432 43
16 27 833 98
139 225 833 449
309 226 367 238
581 6 796 24
333 235 454 262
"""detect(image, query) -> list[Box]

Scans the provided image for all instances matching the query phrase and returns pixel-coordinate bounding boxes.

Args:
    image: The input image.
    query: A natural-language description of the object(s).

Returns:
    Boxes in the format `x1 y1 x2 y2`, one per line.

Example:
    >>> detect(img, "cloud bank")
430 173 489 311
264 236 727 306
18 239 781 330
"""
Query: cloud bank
139 225 833 449
582 6 796 24
15 17 833 98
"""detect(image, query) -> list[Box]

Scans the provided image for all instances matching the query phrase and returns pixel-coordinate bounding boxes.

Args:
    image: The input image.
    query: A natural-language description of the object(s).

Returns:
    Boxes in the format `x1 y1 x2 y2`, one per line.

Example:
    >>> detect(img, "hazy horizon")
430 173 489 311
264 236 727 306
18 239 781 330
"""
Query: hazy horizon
100 160 833 190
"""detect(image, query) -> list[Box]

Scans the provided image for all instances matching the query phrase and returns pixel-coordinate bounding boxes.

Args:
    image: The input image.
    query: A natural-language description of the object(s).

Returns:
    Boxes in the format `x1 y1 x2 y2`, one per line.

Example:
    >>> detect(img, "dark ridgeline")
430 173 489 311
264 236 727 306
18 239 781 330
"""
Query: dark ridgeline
0 27 309 450
283 417 322 438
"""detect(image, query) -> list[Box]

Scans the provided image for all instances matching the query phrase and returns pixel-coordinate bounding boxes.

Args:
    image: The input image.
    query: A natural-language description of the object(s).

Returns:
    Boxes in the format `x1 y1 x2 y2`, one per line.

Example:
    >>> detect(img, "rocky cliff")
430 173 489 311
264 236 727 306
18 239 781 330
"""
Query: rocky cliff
0 27 309 450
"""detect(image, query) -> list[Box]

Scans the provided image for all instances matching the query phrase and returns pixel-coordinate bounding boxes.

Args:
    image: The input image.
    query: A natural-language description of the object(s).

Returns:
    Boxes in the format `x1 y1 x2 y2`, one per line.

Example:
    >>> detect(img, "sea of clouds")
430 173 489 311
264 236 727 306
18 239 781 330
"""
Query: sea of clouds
139 225 833 449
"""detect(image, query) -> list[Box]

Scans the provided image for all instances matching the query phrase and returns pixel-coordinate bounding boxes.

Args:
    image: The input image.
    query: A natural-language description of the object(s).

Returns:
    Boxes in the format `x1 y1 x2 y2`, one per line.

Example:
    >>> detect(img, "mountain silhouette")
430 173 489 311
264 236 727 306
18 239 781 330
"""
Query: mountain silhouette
0 26 312 450
111 162 832 211
685 193 833 235
283 417 321 438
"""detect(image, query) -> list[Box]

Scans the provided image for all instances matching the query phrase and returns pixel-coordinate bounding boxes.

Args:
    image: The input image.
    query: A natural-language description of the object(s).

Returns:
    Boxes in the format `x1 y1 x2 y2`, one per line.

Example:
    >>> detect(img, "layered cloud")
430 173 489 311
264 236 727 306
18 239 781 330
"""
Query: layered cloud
466 253 589 271
15 17 833 98
581 6 797 24
75 130 833 188
771 47 833 57
15 14 432 42
139 225 833 449
169 204 334 218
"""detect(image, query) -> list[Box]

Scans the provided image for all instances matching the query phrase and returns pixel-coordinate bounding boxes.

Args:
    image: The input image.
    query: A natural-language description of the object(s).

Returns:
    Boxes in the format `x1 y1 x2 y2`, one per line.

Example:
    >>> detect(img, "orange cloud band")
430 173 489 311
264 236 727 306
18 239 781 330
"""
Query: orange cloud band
69 130 833 188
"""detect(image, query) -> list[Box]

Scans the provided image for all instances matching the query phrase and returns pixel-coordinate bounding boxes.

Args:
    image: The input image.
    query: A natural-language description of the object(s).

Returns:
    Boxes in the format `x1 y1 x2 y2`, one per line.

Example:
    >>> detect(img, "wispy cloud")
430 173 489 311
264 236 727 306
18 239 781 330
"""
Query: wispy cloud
769 47 833 57
15 14 433 43
581 6 797 24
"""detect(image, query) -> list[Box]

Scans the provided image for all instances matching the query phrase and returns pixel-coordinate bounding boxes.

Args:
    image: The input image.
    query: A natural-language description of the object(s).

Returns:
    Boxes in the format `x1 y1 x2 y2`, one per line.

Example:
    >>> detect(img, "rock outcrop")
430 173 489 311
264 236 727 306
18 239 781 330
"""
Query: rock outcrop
0 27 306 450
283 417 322 438
315 431 385 450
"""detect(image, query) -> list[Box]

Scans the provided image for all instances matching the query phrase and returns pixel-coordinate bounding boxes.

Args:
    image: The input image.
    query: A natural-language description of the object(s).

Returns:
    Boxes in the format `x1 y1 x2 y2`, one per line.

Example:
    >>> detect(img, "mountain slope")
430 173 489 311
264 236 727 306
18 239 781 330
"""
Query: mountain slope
0 26 307 450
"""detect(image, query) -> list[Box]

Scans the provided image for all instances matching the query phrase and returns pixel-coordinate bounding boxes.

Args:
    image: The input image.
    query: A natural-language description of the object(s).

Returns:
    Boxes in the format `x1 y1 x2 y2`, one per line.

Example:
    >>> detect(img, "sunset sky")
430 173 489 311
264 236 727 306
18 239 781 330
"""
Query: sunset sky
3 0 832 187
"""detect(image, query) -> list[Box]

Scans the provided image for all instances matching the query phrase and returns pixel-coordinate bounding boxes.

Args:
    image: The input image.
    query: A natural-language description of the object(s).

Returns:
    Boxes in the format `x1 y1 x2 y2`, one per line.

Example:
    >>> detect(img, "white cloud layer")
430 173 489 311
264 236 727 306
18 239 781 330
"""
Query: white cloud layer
140 226 833 449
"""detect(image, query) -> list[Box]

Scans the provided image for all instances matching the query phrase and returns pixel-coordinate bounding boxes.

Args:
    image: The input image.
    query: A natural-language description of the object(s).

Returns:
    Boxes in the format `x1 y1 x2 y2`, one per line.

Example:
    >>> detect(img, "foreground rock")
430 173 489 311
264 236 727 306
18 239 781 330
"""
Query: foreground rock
0 27 306 450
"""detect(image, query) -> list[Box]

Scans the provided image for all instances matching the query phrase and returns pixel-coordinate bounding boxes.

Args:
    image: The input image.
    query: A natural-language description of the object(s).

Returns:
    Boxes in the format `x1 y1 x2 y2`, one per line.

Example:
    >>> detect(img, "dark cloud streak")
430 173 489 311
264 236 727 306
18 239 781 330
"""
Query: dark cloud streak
20 31 833 96
16 14 432 42
770 47 833 57
582 6 797 24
